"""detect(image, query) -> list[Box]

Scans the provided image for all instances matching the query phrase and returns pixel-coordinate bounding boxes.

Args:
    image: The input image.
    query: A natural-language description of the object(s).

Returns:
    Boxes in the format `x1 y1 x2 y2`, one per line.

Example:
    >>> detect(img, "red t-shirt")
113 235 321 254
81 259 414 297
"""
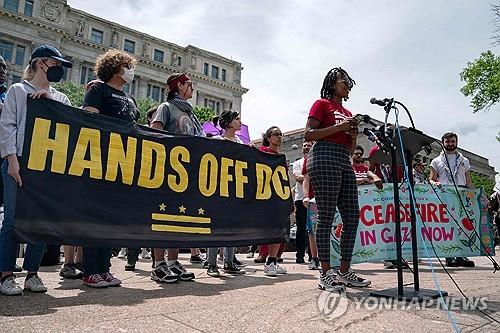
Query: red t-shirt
308 98 353 147
352 163 368 180
301 155 314 199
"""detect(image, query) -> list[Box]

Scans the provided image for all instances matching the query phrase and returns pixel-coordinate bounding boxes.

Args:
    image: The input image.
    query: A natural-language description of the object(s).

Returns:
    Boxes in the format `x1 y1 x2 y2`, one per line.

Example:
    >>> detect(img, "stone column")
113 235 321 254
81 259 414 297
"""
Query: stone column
137 76 148 99
70 59 81 83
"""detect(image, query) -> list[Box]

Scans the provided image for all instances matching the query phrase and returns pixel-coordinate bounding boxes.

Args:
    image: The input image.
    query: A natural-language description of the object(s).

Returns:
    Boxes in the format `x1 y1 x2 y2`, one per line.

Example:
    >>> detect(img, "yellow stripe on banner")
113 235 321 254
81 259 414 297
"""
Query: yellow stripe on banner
151 213 211 224
151 224 211 234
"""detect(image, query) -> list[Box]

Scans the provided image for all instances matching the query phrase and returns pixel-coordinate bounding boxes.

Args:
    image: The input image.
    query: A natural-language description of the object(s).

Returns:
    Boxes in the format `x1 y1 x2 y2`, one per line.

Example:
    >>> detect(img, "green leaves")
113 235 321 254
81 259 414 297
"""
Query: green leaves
460 50 500 112
52 81 86 108
193 106 216 124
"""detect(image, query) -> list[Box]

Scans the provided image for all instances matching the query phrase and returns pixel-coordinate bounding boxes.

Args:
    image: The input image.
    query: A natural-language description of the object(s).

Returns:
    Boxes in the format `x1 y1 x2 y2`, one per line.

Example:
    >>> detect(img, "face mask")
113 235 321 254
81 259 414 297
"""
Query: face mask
121 67 134 84
41 60 64 83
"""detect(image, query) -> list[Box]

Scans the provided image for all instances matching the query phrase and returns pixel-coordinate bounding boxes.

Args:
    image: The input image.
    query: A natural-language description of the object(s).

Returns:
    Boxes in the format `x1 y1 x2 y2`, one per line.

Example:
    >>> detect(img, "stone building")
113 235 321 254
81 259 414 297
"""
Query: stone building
0 0 248 113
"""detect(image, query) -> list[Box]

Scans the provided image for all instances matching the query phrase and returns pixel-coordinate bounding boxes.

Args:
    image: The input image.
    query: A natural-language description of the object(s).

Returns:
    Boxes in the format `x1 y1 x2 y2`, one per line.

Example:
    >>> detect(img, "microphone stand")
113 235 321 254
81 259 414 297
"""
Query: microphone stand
366 100 446 302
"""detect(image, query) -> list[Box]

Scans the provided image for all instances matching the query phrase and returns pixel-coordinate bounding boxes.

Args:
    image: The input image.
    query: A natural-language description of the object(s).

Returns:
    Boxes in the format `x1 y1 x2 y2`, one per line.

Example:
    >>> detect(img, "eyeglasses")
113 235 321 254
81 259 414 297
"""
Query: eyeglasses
185 81 193 88
271 132 283 137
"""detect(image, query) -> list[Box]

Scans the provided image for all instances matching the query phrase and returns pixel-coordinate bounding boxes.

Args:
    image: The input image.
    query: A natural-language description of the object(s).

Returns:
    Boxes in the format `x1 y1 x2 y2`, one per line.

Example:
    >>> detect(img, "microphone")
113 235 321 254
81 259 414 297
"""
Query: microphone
362 114 378 127
370 97 390 106
363 128 388 153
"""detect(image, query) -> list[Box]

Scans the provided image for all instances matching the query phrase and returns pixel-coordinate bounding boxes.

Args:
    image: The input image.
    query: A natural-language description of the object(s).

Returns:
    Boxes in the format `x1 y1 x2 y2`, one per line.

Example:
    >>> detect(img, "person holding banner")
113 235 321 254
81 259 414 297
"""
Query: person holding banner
429 132 475 268
150 72 203 283
81 49 140 287
0 45 72 295
258 126 288 276
304 67 371 292
205 110 246 277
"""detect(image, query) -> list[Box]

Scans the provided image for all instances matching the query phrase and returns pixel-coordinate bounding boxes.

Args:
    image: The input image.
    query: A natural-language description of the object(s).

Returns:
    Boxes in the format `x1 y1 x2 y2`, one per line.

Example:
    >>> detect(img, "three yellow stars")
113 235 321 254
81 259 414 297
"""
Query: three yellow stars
158 203 204 215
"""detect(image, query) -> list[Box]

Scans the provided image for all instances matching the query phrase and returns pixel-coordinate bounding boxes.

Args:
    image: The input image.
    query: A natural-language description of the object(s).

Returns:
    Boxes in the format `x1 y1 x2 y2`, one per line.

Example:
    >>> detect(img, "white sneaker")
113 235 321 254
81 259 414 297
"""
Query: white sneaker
141 248 151 260
24 275 48 293
117 248 127 259
276 264 287 274
246 252 255 258
1 275 23 295
308 260 319 270
264 263 278 276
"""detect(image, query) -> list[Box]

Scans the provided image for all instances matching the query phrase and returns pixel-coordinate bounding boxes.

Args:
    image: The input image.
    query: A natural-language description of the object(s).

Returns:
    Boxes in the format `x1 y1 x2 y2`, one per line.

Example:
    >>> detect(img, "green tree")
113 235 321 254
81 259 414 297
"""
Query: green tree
193 106 215 124
135 97 158 125
470 171 496 196
52 81 86 107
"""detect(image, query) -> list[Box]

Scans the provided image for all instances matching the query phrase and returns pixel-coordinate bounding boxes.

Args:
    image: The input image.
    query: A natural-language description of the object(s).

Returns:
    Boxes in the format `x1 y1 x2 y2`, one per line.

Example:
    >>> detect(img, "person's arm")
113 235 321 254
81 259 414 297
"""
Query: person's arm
82 83 103 113
465 171 474 189
304 117 356 142
292 161 304 184
302 174 310 208
367 170 383 189
429 166 441 186
0 87 22 186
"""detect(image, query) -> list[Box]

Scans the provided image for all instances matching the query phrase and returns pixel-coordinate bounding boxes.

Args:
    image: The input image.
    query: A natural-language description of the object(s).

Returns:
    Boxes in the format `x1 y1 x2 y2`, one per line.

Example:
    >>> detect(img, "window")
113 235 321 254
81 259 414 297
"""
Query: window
221 69 226 81
204 98 220 113
90 29 104 44
3 0 19 12
0 41 14 62
123 80 136 95
124 39 135 54
24 0 33 16
176 56 182 66
12 75 21 84
80 66 95 85
15 45 25 65
203 63 209 76
211 65 219 79
153 49 164 63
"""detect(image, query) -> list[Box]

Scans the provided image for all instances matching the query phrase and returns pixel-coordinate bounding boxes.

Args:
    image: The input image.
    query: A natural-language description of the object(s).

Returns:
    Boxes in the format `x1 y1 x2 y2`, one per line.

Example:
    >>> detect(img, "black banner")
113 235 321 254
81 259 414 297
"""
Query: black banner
15 98 292 248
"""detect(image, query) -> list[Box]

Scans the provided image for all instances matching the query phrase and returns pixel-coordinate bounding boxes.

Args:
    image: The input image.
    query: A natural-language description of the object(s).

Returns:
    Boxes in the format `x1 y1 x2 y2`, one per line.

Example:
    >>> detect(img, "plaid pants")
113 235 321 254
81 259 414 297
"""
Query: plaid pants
308 141 359 263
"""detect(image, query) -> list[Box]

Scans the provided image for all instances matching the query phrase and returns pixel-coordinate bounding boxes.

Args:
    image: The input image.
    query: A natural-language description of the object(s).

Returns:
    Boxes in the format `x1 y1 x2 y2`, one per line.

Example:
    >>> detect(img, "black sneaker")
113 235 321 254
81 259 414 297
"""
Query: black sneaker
151 262 178 283
318 269 345 292
190 254 205 264
277 257 284 263
223 262 246 274
59 263 83 279
232 256 246 267
169 261 195 281
207 264 220 277
296 257 305 264
446 257 460 267
456 257 475 268
337 269 371 287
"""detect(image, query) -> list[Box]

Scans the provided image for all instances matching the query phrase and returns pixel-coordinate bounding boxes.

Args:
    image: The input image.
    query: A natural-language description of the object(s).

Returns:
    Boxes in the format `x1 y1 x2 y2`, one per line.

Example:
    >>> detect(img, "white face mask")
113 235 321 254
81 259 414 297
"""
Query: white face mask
121 67 134 84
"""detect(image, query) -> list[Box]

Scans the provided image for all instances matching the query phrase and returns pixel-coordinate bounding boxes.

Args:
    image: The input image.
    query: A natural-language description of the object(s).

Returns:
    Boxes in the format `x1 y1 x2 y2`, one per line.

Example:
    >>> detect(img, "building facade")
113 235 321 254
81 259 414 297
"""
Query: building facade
0 0 248 113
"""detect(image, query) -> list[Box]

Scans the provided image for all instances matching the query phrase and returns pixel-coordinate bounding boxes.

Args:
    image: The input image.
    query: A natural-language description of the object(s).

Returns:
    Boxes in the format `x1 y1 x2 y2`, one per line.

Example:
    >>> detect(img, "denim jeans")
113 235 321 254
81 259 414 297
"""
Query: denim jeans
207 247 235 265
83 247 112 276
0 159 46 272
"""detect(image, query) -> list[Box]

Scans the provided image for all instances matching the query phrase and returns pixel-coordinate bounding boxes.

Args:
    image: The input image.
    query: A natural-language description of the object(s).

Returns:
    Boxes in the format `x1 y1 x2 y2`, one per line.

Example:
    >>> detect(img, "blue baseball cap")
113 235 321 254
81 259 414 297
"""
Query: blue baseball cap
30 45 73 68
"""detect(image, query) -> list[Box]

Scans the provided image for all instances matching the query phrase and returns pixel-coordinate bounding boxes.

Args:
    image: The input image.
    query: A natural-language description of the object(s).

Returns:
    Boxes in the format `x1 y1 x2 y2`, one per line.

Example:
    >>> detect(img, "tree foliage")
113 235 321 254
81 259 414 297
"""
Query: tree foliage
52 81 86 107
135 97 159 125
193 106 216 124
460 50 500 113
470 171 496 196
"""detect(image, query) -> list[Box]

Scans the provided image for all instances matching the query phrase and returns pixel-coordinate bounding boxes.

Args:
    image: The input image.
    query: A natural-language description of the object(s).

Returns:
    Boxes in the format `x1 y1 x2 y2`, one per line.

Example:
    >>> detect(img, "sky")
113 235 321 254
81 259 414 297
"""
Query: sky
69 0 500 171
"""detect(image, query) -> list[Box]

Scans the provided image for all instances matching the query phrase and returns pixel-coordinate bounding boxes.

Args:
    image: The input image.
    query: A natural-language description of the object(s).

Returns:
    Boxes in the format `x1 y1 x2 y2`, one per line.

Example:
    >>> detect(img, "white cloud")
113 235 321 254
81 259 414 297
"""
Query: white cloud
68 0 500 171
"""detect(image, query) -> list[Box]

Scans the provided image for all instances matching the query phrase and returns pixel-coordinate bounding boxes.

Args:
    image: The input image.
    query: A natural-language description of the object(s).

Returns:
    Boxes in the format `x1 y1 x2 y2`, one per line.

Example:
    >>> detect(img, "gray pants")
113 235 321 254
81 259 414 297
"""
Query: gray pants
207 247 235 265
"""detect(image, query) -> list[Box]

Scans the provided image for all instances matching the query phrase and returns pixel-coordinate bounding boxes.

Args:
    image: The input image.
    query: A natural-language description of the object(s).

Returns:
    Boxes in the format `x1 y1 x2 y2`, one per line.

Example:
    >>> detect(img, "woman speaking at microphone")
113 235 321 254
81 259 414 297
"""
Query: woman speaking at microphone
304 67 371 292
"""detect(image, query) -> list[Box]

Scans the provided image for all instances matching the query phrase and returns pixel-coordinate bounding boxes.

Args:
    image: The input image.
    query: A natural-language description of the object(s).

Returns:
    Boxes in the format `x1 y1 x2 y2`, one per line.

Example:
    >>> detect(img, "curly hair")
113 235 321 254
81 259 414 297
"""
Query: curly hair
94 49 137 83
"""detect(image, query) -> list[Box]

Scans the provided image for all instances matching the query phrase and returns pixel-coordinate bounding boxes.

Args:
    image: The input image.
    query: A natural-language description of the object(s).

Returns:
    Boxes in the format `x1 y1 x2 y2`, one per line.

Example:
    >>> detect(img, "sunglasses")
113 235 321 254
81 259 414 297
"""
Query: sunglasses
271 132 283 137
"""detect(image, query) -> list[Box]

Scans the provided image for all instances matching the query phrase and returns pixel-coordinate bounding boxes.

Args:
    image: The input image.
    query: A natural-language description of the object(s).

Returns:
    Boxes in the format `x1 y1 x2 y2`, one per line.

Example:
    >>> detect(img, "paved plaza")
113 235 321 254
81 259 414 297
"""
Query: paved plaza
1 251 499 332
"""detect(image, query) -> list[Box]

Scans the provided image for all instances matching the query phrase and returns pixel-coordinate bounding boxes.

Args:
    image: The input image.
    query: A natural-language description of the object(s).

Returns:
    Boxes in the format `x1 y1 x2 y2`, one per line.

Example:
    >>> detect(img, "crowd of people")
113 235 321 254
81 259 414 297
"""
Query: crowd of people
0 45 483 297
